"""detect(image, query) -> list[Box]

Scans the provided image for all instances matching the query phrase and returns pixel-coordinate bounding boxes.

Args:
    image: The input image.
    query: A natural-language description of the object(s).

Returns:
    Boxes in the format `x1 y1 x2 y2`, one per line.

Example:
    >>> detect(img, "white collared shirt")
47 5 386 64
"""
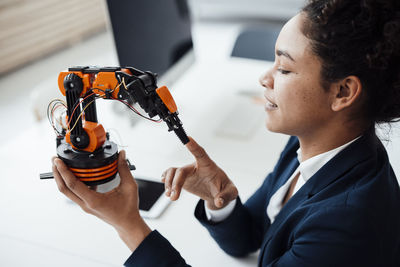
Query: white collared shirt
205 136 361 223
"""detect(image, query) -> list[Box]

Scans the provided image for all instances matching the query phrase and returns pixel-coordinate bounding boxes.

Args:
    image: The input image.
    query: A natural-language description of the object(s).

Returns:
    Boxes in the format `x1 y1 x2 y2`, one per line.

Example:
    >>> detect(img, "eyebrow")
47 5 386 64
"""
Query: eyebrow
276 49 295 62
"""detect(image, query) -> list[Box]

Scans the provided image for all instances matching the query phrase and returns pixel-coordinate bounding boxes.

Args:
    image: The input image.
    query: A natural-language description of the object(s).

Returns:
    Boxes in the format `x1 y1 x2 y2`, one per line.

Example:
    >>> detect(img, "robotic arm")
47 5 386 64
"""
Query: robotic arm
40 66 189 186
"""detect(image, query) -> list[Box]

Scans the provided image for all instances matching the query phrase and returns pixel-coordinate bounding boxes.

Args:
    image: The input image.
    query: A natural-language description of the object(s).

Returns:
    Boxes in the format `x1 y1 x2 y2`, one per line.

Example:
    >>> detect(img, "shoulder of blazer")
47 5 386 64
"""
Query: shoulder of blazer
306 126 387 197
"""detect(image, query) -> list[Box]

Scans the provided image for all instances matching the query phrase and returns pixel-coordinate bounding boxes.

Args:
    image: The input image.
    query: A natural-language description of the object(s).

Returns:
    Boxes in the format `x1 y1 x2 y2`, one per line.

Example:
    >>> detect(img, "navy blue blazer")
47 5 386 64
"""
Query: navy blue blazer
125 128 400 266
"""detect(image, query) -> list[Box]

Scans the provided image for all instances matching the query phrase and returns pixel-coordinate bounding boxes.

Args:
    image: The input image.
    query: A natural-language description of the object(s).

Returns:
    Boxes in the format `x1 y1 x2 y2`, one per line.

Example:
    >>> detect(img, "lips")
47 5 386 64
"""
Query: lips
264 95 278 111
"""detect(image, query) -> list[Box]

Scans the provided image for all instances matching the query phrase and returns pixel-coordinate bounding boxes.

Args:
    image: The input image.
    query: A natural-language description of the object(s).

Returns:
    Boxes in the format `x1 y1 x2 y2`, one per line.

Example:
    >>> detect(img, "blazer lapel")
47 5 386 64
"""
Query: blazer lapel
261 179 309 248
268 158 300 200
259 127 378 264
259 157 300 261
306 129 378 197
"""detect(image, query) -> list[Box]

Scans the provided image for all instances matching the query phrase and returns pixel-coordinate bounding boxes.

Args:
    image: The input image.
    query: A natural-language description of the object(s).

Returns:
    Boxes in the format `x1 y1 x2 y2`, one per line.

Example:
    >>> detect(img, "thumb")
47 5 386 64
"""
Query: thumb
117 150 134 185
213 184 238 208
185 136 211 164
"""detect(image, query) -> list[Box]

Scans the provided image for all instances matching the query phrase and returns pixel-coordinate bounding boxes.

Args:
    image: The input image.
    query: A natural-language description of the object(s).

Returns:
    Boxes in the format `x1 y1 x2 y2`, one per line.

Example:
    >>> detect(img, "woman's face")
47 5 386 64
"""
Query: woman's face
260 13 334 137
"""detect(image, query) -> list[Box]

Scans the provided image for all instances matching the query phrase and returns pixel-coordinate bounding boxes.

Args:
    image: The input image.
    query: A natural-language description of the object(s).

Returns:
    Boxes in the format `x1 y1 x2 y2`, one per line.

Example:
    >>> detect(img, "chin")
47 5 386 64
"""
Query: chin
265 118 295 136
265 118 281 133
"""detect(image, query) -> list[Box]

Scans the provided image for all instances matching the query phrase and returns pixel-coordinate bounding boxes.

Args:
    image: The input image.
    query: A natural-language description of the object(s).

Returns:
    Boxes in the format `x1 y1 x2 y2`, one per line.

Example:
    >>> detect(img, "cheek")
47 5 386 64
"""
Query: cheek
275 79 306 109
299 89 332 120
276 79 328 116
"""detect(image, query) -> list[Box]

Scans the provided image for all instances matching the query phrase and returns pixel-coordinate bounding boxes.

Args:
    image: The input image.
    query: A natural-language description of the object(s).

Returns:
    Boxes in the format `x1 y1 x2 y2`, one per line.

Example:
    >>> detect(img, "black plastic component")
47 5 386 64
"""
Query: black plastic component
82 93 97 122
64 73 83 92
114 68 190 144
56 139 119 185
126 159 136 171
105 89 113 99
64 73 90 149
40 172 54 179
56 135 63 147
83 67 101 74
126 67 145 77
68 66 89 72
70 133 90 149
99 67 121 72
57 140 117 169
39 159 136 181
140 72 156 88
64 74 83 129
174 126 189 144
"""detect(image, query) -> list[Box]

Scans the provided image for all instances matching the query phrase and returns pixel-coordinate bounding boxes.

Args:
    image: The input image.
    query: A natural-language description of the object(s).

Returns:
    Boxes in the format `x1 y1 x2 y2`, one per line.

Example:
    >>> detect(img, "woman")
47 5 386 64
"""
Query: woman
52 0 400 266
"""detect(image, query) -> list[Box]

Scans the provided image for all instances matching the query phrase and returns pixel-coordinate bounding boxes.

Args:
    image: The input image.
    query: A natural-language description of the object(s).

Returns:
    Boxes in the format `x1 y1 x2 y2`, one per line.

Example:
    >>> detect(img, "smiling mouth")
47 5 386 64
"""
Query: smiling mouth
265 97 278 111
266 100 278 108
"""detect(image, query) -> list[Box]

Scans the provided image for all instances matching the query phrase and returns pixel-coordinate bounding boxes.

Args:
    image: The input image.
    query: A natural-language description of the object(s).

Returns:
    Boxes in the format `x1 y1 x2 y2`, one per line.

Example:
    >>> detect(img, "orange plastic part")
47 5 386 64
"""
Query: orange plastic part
69 160 117 173
59 68 133 99
156 86 177 113
91 72 119 98
58 71 91 96
70 160 118 182
92 68 133 99
74 165 117 178
75 166 117 179
66 121 106 152
78 170 117 182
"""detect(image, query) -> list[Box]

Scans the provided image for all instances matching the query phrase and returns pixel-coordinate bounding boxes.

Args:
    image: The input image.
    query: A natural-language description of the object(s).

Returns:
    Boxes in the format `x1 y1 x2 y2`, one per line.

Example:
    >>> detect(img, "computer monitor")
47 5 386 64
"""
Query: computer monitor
106 0 194 87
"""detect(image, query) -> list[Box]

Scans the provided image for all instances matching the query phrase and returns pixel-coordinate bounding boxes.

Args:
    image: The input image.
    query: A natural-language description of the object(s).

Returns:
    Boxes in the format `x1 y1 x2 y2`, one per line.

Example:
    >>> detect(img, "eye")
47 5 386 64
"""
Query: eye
277 68 291 75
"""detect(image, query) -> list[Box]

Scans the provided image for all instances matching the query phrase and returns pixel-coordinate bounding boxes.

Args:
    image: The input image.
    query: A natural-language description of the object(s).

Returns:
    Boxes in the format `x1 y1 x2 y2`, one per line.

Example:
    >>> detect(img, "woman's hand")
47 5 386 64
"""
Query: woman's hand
52 150 151 252
162 137 238 210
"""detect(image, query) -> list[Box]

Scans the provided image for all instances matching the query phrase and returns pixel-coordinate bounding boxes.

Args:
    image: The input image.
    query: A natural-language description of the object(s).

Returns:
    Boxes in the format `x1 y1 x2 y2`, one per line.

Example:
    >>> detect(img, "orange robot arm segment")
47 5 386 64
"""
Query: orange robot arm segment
66 121 106 152
91 72 119 97
91 68 132 99
156 86 177 113
58 71 91 96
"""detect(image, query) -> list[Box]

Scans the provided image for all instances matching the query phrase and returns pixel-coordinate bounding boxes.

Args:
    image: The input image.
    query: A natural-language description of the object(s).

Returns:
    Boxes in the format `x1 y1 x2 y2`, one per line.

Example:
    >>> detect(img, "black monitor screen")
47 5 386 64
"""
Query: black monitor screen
106 0 193 77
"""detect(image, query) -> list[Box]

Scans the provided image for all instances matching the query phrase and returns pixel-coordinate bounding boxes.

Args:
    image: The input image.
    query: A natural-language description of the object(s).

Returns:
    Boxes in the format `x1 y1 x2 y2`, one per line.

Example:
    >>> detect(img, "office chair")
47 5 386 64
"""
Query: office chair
231 26 281 61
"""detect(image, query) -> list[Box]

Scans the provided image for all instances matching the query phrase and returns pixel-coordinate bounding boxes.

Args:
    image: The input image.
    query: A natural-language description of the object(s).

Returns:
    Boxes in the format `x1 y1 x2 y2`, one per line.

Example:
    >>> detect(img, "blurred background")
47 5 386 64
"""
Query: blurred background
0 0 304 141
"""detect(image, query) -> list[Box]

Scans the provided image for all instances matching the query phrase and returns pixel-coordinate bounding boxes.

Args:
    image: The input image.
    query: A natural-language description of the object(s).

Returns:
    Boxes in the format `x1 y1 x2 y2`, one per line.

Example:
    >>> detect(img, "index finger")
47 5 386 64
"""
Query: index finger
185 136 210 161
53 158 100 204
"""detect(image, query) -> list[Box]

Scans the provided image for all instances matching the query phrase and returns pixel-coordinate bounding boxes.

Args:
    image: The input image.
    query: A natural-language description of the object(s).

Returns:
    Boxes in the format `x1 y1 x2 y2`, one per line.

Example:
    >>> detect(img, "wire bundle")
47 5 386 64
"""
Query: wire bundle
47 99 67 135
47 79 161 136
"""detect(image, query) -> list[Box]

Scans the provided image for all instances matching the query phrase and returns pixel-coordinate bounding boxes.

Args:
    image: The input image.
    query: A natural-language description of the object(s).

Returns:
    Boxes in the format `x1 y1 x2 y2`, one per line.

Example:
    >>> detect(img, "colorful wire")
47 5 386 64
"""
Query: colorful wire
47 78 162 137
68 99 96 132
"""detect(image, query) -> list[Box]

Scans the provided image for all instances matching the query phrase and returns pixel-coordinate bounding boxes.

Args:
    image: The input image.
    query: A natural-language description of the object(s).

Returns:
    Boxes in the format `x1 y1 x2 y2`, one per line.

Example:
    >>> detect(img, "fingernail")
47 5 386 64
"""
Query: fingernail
218 197 224 206
171 190 175 198
53 159 59 167
166 187 170 194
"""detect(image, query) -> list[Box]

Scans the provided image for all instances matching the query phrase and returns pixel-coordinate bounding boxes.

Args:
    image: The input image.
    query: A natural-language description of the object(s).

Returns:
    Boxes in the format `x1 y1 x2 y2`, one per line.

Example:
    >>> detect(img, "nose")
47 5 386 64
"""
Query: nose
259 68 274 90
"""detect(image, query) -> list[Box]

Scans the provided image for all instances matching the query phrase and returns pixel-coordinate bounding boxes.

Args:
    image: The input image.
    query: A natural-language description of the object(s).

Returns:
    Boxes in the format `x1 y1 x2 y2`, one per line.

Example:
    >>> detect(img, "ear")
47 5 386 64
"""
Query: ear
330 76 362 112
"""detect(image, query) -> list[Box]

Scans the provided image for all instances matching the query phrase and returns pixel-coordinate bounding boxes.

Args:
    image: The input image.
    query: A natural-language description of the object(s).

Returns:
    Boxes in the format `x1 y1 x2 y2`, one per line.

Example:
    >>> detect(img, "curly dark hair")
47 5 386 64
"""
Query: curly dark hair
301 0 400 124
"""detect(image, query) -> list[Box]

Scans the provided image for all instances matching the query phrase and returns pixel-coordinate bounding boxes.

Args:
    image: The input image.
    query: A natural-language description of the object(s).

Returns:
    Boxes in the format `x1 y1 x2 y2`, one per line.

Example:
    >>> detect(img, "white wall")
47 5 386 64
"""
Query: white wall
190 0 305 20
